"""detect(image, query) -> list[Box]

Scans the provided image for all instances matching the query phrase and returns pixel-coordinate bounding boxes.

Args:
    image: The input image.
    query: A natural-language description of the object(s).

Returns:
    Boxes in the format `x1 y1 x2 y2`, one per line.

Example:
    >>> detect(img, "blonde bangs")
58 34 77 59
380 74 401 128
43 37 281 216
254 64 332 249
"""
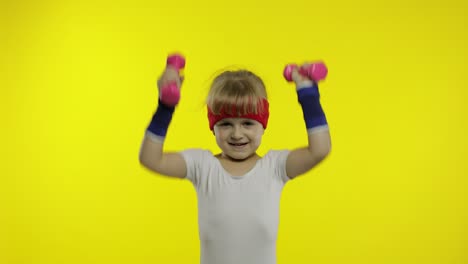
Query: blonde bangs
208 93 266 116
206 72 267 116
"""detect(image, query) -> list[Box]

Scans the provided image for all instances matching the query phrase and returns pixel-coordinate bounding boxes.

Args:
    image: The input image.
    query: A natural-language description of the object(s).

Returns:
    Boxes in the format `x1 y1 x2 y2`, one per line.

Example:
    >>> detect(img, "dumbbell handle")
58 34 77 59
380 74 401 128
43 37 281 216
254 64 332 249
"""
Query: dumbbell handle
283 62 328 82
160 54 185 106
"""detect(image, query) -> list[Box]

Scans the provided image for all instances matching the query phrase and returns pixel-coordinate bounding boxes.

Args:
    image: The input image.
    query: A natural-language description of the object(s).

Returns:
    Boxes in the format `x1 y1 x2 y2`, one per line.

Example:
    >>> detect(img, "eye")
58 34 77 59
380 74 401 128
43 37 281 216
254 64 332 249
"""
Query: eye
243 121 254 126
218 122 231 127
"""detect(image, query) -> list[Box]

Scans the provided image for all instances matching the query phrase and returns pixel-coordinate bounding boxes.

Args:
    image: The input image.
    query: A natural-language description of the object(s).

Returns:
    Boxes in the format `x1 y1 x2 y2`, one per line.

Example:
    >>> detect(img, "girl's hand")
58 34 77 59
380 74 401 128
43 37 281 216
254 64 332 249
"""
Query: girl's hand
291 64 315 89
157 66 183 93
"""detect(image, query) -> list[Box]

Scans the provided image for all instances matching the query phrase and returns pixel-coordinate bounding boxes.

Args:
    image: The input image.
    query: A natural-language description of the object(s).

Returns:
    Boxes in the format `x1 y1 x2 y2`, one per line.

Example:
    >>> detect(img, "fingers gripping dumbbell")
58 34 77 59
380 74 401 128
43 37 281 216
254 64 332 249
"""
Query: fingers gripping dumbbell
160 54 186 106
283 62 328 82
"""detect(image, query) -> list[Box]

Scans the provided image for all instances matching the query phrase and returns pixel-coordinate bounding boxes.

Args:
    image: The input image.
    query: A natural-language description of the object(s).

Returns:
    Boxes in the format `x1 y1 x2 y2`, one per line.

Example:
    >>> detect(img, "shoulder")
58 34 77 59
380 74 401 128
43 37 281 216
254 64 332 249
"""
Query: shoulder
262 149 291 183
261 149 291 170
180 148 213 160
180 148 215 184
263 149 290 161
181 148 213 156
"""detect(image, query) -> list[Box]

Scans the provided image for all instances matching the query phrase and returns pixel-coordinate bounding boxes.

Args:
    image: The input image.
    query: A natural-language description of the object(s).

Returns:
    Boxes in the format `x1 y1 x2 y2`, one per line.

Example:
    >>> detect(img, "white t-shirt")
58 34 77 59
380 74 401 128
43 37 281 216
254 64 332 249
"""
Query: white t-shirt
181 149 291 264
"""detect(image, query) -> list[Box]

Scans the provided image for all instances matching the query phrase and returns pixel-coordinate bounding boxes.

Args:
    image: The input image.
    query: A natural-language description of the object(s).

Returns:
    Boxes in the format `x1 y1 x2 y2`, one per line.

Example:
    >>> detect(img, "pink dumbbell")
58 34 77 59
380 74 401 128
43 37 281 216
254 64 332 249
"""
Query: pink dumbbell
283 62 328 82
160 53 186 106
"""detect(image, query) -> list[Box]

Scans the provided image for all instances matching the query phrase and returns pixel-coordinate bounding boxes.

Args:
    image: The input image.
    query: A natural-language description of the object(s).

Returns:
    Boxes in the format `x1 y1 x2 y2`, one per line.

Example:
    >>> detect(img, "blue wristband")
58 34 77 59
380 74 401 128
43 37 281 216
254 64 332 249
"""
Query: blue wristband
146 100 175 139
297 83 328 131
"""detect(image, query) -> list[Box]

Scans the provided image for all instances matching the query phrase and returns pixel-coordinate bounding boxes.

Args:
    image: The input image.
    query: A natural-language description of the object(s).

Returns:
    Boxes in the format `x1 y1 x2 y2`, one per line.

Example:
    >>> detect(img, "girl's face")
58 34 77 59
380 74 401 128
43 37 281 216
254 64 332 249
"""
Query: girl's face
213 118 264 161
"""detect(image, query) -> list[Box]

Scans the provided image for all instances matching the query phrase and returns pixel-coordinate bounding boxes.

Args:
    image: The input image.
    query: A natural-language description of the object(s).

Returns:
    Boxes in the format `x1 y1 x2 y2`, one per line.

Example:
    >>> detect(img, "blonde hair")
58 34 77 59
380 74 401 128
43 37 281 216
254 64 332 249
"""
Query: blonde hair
206 70 268 116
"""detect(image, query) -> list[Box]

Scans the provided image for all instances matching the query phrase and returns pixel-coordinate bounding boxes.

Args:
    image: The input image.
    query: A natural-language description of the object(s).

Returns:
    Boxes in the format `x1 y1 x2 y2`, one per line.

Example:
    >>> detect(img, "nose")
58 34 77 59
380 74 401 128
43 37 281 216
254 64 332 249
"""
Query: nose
230 125 244 140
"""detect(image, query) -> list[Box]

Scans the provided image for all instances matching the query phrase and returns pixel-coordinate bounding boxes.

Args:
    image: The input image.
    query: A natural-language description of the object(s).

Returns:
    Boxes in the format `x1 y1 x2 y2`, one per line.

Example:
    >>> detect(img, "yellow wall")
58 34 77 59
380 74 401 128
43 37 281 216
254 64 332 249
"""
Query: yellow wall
1 0 467 263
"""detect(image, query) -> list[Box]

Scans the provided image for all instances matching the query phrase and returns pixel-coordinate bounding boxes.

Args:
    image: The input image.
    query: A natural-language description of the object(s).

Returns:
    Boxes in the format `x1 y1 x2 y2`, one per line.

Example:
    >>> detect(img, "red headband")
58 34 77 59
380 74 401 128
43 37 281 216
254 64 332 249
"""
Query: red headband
207 99 269 130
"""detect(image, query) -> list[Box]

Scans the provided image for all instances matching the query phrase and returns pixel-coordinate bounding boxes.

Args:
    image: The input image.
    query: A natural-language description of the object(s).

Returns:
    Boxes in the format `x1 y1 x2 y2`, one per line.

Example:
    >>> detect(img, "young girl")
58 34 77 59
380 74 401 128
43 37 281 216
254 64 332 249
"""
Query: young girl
139 59 331 264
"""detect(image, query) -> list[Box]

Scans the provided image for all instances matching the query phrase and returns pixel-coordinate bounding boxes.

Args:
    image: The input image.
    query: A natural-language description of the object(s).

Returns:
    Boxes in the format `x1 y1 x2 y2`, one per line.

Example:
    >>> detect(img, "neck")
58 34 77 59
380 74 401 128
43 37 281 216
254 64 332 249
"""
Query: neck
220 153 259 163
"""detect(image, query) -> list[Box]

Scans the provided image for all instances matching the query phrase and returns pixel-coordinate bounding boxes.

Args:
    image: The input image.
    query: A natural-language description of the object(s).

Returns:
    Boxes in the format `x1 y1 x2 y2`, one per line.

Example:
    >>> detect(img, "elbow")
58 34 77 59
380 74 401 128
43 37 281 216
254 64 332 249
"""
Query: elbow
321 140 332 158
139 151 153 169
323 145 332 158
139 156 156 173
138 150 147 166
139 155 149 169
315 145 331 162
324 145 332 159
139 152 163 173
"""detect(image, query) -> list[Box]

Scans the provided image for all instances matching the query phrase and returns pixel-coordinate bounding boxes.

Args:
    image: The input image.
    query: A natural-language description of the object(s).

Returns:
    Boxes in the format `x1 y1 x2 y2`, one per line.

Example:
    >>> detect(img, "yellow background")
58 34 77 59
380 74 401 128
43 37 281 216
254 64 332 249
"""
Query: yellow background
1 0 467 263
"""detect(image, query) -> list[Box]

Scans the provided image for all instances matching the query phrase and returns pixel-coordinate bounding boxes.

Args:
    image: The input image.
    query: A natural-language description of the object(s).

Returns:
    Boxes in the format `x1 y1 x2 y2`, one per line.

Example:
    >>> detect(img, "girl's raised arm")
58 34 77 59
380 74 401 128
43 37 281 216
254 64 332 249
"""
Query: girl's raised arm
139 55 187 179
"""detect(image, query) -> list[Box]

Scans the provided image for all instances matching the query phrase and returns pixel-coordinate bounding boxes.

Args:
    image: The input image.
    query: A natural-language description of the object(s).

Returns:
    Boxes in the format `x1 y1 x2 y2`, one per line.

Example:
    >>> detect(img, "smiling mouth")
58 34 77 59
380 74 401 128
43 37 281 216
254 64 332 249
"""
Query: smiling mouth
229 143 248 146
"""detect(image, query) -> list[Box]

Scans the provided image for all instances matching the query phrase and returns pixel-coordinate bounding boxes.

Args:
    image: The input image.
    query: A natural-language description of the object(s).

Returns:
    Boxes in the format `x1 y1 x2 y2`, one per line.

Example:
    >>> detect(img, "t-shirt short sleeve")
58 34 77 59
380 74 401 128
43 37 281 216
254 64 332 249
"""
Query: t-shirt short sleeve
180 148 211 187
267 149 291 184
